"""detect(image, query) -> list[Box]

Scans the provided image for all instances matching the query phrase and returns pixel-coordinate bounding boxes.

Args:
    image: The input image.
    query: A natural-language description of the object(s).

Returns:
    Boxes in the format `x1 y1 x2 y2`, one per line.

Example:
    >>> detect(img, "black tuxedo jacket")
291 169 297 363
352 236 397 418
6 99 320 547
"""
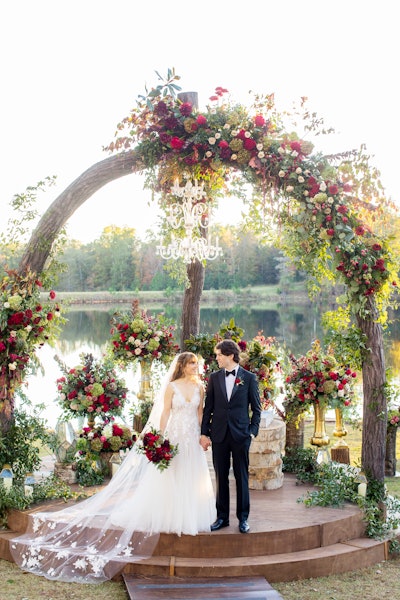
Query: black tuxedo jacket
201 366 261 443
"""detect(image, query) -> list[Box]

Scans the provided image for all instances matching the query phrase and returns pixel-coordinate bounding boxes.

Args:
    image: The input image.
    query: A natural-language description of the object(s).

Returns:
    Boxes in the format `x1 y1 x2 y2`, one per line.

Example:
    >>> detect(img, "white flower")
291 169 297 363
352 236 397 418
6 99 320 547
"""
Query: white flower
298 176 305 183
223 123 230 129
231 154 237 161
256 143 263 151
208 137 216 145
278 147 285 155
296 167 302 174
303 190 309 196
231 130 238 136
215 132 221 139
286 186 294 193
278 170 286 178
25 324 32 332
8 362 17 371
244 131 251 138
258 151 265 158
291 151 299 157
320 182 327 192
337 389 344 397
3 302 10 308
134 339 142 347
205 151 212 157
74 558 88 570
10 330 17 338
134 348 142 355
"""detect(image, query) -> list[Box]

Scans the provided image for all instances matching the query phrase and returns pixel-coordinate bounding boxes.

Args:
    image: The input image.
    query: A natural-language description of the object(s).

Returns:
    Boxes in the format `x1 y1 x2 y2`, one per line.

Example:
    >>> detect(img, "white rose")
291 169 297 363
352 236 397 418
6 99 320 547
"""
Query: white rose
215 132 221 139
208 137 216 145
278 170 286 178
296 167 302 174
134 339 142 346
298 176 305 183
286 186 294 193
223 123 230 129
244 131 251 138
303 190 309 196
231 154 237 160
337 389 344 397
256 143 263 151
134 348 142 355
258 151 265 158
25 325 32 332
320 182 327 192
231 130 238 136
205 151 212 158
128 336 135 344
10 330 17 338
3 302 10 308
8 362 17 371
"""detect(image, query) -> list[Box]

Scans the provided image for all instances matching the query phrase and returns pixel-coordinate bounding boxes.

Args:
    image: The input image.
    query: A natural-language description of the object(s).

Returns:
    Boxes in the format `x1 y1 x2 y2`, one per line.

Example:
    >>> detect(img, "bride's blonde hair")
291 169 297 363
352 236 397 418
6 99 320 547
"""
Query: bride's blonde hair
170 352 198 381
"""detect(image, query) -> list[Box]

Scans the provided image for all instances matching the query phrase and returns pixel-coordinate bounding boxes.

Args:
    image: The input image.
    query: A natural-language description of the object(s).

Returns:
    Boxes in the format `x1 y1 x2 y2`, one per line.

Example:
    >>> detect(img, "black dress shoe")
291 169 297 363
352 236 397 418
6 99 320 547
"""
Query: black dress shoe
239 520 250 533
210 518 229 531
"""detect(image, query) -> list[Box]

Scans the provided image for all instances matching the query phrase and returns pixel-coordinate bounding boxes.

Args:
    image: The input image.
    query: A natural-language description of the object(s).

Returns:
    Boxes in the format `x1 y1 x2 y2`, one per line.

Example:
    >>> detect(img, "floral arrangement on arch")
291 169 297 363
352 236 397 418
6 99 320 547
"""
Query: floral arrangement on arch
108 300 179 367
55 353 128 418
0 268 63 390
105 69 398 313
283 339 357 419
77 418 135 454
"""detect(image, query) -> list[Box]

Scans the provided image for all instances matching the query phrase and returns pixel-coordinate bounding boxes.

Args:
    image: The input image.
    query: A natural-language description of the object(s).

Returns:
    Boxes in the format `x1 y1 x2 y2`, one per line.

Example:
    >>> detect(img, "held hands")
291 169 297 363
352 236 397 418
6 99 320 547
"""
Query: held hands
200 434 211 451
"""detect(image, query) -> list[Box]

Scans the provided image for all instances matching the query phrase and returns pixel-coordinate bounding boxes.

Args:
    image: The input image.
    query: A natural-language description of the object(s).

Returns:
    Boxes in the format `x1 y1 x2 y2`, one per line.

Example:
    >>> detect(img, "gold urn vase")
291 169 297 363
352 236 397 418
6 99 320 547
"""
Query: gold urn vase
310 402 330 447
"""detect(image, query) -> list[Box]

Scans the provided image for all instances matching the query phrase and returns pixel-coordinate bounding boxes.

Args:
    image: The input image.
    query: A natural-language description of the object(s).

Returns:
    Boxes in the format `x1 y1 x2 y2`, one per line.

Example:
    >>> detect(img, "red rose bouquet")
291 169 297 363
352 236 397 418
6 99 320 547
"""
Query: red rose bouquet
137 427 178 472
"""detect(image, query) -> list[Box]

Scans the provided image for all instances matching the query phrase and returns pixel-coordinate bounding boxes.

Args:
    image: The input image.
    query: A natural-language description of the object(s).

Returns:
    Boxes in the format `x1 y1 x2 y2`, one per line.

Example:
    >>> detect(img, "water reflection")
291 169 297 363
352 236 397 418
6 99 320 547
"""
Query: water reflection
23 303 399 428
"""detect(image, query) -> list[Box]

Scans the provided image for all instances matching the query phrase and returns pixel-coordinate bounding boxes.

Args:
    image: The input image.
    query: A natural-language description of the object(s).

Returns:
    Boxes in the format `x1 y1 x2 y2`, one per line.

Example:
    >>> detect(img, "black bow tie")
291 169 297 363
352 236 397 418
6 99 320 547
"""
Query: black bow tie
225 370 236 377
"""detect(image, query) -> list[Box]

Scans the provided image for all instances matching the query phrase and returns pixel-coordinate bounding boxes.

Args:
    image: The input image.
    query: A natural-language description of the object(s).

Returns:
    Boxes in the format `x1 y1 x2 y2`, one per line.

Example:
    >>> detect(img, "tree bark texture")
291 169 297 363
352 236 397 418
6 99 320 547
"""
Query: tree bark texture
18 152 141 274
357 296 387 482
385 426 397 477
181 259 205 349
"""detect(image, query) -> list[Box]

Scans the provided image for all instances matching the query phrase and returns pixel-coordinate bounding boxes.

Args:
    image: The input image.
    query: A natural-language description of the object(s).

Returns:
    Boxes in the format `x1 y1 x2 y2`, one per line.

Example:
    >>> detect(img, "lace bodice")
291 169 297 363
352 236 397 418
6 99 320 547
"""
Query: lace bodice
165 382 201 449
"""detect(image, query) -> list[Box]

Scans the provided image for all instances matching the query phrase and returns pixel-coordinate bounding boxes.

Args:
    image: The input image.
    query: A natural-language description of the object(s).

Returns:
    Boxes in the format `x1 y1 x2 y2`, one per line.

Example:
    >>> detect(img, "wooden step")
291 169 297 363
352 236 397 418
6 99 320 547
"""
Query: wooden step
121 536 387 583
122 575 284 600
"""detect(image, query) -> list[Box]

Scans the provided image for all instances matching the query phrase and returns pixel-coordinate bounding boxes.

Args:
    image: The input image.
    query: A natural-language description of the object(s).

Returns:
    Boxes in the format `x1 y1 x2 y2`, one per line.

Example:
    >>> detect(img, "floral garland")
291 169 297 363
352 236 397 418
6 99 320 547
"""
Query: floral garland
105 71 398 314
283 339 357 418
0 268 63 392
109 300 179 367
136 427 178 471
55 353 128 418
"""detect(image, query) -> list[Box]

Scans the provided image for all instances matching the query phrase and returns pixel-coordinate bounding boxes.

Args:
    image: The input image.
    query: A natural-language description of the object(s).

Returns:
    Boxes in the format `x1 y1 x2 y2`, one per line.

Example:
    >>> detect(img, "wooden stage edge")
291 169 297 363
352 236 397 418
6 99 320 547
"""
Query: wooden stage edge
0 473 394 586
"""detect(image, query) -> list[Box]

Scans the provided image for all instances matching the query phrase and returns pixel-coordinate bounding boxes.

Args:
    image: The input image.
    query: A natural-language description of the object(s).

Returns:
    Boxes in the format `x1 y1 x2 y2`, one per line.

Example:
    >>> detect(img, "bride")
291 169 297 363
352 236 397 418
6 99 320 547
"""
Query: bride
10 352 216 583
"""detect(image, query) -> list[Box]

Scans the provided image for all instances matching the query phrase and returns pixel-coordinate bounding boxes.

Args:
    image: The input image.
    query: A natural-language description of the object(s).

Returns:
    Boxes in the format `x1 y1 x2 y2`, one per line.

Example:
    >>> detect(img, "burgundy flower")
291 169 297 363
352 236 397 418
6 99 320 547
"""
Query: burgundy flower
196 114 207 126
179 102 192 116
170 137 184 150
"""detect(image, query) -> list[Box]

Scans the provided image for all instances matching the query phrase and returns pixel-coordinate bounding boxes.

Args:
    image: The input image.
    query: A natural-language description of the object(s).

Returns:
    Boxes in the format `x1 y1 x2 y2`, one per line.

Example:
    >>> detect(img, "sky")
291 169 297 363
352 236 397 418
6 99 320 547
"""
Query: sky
1 0 398 244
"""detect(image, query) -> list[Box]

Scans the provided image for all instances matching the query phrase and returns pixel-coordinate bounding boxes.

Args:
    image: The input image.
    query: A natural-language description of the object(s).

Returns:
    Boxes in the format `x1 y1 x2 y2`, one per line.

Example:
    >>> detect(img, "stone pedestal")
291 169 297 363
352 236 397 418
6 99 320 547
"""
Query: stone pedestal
54 462 77 484
249 417 286 490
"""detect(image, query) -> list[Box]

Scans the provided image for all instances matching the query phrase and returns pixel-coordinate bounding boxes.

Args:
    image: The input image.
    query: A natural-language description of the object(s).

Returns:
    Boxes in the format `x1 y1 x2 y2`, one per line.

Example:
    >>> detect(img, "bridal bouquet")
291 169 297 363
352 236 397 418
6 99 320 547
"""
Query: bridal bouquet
137 427 178 472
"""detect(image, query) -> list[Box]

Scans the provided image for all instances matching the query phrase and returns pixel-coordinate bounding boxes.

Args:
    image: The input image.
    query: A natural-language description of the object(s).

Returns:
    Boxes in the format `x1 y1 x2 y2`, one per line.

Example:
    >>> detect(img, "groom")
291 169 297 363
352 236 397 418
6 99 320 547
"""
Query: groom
200 339 261 534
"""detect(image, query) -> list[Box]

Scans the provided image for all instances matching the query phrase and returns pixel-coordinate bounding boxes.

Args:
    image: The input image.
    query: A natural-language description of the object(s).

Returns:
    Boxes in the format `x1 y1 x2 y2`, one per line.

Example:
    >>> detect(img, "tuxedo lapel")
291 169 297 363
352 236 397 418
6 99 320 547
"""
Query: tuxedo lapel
217 369 229 402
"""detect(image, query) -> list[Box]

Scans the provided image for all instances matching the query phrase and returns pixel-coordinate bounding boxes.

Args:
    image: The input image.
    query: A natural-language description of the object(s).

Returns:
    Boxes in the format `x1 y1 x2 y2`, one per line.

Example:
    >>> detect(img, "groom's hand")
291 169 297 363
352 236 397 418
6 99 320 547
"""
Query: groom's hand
200 434 211 451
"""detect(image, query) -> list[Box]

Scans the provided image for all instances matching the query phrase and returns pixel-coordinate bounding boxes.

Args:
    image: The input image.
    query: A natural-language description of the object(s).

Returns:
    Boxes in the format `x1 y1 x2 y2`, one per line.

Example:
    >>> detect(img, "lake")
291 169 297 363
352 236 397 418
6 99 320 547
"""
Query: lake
23 302 400 428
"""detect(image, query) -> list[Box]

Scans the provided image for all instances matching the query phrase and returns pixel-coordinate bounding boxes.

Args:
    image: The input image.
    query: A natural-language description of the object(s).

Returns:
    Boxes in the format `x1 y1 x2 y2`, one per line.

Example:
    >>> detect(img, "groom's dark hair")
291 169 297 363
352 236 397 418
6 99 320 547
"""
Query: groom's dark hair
215 339 240 363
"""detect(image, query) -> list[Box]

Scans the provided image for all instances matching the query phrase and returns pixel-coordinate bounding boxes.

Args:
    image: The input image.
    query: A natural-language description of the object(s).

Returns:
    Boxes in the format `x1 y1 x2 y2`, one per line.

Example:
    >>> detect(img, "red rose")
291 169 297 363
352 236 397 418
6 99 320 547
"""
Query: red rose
243 138 256 151
170 137 184 150
290 141 302 154
328 185 339 195
327 229 335 236
218 140 229 149
254 115 265 127
49 290 56 299
196 114 207 126
47 312 53 320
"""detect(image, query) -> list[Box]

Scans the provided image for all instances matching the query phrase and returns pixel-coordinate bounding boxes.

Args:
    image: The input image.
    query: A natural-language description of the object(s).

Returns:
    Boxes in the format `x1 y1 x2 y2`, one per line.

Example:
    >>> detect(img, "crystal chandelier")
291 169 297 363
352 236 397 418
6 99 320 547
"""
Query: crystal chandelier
156 178 223 263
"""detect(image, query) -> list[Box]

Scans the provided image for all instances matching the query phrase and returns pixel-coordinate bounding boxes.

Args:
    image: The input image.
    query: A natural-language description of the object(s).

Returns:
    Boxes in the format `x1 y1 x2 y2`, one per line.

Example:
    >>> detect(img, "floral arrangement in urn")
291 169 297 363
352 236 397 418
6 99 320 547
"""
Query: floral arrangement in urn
283 339 357 418
55 353 128 419
109 300 179 367
0 268 63 388
77 419 135 454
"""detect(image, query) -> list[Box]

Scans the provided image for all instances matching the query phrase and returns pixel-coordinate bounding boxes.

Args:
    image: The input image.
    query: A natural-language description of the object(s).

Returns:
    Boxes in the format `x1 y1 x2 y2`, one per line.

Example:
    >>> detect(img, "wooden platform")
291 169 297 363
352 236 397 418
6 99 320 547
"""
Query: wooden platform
122 575 284 600
0 473 388 585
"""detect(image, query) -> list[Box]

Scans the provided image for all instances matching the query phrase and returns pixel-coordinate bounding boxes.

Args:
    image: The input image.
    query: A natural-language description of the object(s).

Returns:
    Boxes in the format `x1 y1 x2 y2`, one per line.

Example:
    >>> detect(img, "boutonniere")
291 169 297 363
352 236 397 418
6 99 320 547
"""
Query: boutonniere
235 377 244 386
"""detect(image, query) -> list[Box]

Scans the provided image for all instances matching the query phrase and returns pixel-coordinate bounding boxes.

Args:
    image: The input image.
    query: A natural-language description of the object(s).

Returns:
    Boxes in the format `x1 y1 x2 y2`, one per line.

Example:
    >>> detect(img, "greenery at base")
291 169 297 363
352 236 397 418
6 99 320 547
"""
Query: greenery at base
74 453 106 487
283 446 400 551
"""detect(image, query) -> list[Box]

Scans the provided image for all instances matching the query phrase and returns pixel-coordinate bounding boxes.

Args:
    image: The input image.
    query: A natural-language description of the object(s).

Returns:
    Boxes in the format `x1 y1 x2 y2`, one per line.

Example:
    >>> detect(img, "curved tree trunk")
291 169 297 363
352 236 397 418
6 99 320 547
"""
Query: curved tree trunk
357 296 387 482
18 152 141 274
385 426 397 477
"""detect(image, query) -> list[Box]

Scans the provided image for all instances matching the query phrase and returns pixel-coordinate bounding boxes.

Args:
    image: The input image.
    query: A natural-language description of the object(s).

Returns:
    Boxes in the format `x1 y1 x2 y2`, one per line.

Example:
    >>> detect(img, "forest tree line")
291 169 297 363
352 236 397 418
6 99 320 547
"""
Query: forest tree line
1 225 305 292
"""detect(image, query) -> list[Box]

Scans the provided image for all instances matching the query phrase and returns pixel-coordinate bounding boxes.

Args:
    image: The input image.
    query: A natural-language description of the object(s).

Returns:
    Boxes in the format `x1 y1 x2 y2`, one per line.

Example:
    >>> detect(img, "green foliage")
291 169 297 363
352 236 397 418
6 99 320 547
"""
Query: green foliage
322 306 368 370
282 447 319 483
74 453 105 487
0 409 53 482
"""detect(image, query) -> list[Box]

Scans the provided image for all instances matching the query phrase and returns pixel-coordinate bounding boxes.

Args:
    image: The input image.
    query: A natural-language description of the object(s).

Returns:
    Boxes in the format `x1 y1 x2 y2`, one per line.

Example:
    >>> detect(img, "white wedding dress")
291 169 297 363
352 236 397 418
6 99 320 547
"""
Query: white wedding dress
10 381 216 583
